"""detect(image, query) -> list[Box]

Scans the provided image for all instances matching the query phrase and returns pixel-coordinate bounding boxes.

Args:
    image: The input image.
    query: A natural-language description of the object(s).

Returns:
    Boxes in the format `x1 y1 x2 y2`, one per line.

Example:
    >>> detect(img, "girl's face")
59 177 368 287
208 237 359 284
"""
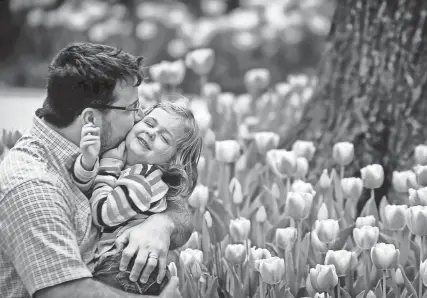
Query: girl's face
125 108 184 166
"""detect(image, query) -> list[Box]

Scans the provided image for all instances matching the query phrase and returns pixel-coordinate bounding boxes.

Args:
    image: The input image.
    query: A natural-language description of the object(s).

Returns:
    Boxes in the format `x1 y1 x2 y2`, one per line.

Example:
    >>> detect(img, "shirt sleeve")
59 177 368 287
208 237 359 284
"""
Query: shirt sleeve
71 153 99 193
90 163 168 227
0 179 93 296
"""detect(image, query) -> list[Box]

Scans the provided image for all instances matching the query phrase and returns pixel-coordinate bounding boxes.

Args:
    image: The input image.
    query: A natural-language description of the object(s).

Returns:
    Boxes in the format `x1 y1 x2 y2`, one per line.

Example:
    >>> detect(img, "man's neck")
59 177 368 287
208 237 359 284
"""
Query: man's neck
41 118 81 147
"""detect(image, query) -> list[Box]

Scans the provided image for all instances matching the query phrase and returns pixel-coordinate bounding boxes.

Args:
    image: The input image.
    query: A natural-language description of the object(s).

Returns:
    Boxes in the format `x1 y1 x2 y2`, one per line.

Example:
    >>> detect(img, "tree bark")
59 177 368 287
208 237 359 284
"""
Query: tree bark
281 0 427 207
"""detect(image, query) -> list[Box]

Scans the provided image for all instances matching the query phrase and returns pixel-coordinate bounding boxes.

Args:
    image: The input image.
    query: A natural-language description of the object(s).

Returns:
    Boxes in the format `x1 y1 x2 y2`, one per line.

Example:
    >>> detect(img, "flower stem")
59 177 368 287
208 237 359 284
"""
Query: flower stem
382 270 387 298
246 238 252 297
196 279 200 298
295 220 302 276
259 275 265 298
420 235 424 298
364 250 371 288
337 284 341 298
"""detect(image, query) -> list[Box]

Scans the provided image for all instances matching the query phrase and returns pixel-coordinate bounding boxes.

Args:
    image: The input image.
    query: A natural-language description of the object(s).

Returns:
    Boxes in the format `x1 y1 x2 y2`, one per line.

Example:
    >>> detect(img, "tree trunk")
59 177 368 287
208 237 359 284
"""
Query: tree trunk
281 0 427 208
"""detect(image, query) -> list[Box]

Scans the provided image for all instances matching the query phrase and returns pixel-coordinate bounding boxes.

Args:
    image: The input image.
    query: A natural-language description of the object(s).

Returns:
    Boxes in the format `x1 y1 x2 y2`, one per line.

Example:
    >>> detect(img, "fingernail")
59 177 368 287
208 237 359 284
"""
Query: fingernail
119 266 125 271
157 279 162 284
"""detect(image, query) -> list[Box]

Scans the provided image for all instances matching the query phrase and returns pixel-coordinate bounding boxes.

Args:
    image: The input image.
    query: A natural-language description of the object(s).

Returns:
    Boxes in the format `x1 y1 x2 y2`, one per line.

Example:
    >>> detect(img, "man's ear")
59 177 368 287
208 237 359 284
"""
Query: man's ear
81 108 99 126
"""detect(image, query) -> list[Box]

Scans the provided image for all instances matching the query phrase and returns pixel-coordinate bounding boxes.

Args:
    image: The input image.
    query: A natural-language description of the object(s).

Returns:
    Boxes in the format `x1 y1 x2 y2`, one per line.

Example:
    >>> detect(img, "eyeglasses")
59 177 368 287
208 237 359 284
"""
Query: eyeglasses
89 99 141 115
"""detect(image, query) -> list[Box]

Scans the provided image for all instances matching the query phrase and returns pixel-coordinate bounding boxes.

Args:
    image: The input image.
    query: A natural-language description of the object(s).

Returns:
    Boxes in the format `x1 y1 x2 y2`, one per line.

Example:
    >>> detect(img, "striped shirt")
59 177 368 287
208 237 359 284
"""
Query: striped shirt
72 155 168 257
0 115 99 298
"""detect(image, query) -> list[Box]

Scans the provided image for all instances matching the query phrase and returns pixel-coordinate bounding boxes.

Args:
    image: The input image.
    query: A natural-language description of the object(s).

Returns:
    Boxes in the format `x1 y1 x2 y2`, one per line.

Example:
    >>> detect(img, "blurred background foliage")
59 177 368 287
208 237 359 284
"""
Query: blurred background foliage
0 0 335 94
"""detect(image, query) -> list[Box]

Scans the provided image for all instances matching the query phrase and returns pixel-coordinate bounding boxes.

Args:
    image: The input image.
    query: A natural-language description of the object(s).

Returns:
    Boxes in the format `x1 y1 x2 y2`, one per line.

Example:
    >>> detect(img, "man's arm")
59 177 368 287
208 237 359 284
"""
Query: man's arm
163 197 194 250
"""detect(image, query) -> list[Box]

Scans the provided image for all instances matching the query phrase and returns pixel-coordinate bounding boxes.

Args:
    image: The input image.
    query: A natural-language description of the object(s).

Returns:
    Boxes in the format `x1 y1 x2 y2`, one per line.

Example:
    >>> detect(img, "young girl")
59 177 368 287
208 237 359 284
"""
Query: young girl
71 101 203 295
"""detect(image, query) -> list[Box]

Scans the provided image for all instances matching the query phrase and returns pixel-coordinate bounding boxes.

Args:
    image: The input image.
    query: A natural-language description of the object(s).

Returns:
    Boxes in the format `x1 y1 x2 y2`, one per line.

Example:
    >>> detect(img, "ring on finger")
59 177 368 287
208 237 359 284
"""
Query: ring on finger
148 253 159 260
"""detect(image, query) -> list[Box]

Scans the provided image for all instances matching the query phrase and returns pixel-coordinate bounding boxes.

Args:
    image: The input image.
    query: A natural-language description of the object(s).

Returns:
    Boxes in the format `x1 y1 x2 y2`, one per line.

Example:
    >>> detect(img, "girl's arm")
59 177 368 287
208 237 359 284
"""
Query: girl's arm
71 154 99 194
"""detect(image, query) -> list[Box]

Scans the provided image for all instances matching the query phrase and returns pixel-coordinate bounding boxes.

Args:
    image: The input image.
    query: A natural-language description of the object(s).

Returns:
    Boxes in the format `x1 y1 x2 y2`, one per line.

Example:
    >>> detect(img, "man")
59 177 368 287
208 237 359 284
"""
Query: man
0 43 193 297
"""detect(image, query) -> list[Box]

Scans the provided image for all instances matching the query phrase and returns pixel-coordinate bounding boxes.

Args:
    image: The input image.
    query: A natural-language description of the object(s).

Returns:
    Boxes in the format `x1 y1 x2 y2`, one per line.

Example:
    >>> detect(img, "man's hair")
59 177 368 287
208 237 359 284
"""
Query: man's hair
39 43 144 127
144 101 203 198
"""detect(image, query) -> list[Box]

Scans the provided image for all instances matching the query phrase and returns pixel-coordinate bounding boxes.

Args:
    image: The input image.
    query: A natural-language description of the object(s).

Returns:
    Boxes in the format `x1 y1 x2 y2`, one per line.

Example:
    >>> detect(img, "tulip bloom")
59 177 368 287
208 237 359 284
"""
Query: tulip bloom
202 82 221 99
384 205 407 230
361 164 384 189
266 149 297 178
253 132 280 155
415 165 427 187
395 268 404 286
168 262 178 277
203 210 213 228
229 217 251 242
217 92 235 114
420 260 427 287
180 248 203 269
332 142 354 166
415 144 427 165
392 170 417 193
190 261 202 280
292 140 316 161
225 244 246 265
188 184 209 211
197 156 206 174
409 187 427 206
295 157 309 179
255 206 267 223
183 231 200 249
204 129 216 148
406 206 427 236
291 180 315 194
309 264 339 293
256 256 286 284
324 250 357 276
229 177 243 205
371 243 400 270
284 191 314 221
248 247 271 270
341 177 363 200
314 219 340 244
353 225 379 250
311 230 328 254
185 48 215 76
317 203 329 221
233 94 252 117
215 140 241 163
275 227 297 251
319 169 332 191
355 215 376 228
244 68 271 93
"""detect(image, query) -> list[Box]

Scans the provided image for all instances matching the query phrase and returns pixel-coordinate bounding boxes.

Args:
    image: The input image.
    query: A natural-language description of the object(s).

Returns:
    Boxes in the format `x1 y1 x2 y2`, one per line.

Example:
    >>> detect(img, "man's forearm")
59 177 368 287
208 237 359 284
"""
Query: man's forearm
35 277 158 298
164 198 194 249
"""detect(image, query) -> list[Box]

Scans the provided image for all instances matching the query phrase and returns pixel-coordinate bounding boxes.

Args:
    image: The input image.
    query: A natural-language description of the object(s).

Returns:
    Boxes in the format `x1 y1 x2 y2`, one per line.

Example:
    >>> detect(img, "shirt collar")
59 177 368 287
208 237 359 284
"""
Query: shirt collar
30 114 80 169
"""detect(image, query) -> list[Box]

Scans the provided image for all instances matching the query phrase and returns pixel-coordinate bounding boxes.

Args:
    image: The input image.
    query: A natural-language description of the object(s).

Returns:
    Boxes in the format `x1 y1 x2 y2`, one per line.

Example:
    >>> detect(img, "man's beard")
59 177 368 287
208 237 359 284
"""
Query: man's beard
99 120 115 154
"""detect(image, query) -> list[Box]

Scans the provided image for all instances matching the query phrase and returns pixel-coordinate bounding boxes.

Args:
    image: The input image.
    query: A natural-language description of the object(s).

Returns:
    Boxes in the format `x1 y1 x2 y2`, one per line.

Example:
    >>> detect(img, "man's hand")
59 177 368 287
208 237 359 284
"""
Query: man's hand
115 214 174 284
103 141 127 162
159 276 182 298
80 123 100 170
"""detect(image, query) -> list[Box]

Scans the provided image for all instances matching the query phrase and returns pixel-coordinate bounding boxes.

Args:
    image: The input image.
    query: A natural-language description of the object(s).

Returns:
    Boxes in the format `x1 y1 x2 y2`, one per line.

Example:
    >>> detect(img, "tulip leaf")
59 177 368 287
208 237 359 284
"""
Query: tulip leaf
341 288 352 298
374 278 383 297
203 276 220 298
207 199 232 241
330 225 354 250
285 250 298 294
222 258 244 297
360 195 379 222
298 232 311 281
410 240 421 266
422 293 427 298
353 275 367 297
184 269 197 298
389 269 401 298
355 290 365 298
399 230 411 266
379 232 397 245
202 217 212 264
378 196 390 223
398 265 418 298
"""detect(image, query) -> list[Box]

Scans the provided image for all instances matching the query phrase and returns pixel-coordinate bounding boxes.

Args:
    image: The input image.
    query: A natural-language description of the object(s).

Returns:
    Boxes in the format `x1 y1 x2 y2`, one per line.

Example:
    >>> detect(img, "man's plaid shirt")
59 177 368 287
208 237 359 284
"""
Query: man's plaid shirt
0 115 100 297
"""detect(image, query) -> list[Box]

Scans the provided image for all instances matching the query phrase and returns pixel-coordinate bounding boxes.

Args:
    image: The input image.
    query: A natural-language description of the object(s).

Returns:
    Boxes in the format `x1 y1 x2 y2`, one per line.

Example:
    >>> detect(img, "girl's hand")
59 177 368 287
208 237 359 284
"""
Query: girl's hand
103 141 127 162
80 123 100 170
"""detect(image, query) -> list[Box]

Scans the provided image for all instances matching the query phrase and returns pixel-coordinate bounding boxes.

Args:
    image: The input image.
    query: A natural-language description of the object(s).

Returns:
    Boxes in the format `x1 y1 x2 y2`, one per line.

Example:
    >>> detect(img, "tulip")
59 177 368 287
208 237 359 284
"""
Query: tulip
255 206 267 223
215 140 241 163
371 243 400 270
168 60 186 86
295 157 309 179
275 227 297 251
361 164 384 189
366 290 376 298
271 183 280 199
194 111 212 132
353 225 379 250
309 264 339 293
395 267 404 286
233 94 252 117
203 210 213 228
266 149 297 178
183 231 200 249
291 179 315 194
393 170 417 193
415 165 427 187
409 187 427 206
275 82 292 100
406 206 427 236
229 177 243 205
383 205 407 230
319 169 332 191
244 68 271 93
217 92 235 114
284 191 314 221
197 156 206 174
229 217 251 242
421 260 427 287
202 82 221 99
324 250 357 277
341 177 363 200
204 129 216 148
253 132 280 155
355 215 376 228
185 48 215 76
314 294 330 298
256 256 286 284
415 145 427 165
225 244 246 265
317 203 329 221
180 248 204 269
168 262 178 277
248 247 271 270
314 219 340 244
292 140 316 161
190 261 202 280
311 230 329 254
332 142 354 166
188 185 209 211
